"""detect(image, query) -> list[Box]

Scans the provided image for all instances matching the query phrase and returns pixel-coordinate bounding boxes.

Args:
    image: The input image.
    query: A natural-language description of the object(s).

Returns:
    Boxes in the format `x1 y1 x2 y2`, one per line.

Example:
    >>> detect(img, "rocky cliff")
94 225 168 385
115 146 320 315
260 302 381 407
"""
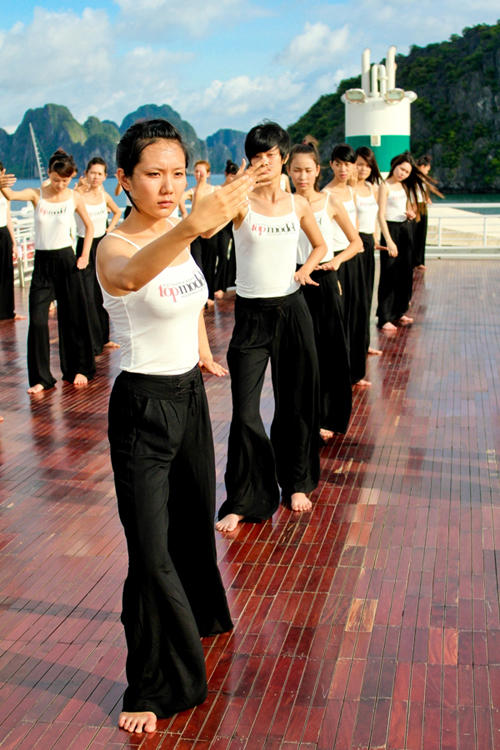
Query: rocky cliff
0 103 245 177
288 21 500 192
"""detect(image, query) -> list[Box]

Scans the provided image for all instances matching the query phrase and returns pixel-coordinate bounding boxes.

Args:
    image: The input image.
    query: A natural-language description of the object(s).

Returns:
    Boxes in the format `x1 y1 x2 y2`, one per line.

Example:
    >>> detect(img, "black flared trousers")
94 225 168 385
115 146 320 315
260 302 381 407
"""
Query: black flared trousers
413 214 428 267
359 233 375 351
27 247 95 389
221 290 320 522
0 227 15 320
377 221 414 327
301 267 352 435
76 236 110 354
109 367 233 717
336 252 369 384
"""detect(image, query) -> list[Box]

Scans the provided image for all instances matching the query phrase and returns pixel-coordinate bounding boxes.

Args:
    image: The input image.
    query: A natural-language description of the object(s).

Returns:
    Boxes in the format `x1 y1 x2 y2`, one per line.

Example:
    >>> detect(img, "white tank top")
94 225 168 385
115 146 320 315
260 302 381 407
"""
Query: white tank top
356 184 379 234
234 197 300 299
34 191 75 250
0 196 8 228
328 187 357 252
385 185 408 222
75 190 108 238
100 227 208 376
296 193 334 266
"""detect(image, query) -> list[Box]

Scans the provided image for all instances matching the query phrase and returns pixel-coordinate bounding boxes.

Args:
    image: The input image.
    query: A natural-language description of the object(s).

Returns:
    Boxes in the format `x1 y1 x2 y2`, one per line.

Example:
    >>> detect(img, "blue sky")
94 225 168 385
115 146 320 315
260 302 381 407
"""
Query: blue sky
1 0 498 138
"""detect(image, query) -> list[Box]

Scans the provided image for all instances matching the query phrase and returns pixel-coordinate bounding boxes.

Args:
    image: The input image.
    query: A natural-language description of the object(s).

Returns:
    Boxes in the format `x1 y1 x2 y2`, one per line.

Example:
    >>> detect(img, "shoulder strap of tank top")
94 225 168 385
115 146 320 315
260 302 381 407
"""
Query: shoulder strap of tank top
106 232 141 250
348 186 354 200
290 194 295 213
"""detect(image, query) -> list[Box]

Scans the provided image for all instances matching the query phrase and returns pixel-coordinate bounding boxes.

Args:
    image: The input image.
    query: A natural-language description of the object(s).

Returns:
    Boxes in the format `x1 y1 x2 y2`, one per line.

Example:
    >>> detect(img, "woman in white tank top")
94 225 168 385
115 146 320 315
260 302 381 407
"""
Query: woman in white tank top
96 119 263 735
353 147 385 355
0 160 25 322
0 149 95 394
75 157 121 354
288 139 362 441
323 143 371 387
212 122 327 535
377 154 417 330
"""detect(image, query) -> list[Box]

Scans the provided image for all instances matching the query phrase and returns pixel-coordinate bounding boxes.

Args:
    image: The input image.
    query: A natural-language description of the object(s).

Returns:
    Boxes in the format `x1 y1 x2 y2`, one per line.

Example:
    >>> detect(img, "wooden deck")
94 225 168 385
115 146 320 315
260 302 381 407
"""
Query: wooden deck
1 260 500 749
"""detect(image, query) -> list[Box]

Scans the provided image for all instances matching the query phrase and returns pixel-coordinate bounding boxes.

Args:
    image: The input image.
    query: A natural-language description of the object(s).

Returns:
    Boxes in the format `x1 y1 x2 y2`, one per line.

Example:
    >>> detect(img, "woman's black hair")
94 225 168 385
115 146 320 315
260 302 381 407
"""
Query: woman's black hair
245 120 290 162
86 156 107 173
116 118 189 177
0 161 3 172
388 151 442 216
225 159 238 176
355 146 382 185
416 154 432 167
330 143 356 164
48 148 77 178
116 119 189 210
289 135 321 191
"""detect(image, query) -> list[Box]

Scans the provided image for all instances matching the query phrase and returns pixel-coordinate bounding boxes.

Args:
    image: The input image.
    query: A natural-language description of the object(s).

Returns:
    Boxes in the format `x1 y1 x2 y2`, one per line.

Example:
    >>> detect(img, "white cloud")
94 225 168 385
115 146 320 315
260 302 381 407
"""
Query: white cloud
277 22 351 73
115 0 269 39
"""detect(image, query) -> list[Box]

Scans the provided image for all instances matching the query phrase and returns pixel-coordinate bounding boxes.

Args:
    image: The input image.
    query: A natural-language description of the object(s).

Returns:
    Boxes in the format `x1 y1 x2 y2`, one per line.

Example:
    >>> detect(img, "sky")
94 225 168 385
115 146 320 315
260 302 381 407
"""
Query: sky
1 1 499 139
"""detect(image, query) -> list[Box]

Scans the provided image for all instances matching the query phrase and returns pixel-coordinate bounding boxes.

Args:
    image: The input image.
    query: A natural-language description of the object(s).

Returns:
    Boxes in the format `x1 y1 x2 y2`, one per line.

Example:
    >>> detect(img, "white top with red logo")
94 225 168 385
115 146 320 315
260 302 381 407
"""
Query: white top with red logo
100 227 208 375
34 192 75 250
234 196 300 299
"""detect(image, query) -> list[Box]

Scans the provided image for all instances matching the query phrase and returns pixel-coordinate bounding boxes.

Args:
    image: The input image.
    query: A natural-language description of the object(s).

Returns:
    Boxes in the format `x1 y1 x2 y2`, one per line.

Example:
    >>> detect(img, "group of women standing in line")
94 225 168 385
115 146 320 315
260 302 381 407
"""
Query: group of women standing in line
0 151 122 393
0 118 439 735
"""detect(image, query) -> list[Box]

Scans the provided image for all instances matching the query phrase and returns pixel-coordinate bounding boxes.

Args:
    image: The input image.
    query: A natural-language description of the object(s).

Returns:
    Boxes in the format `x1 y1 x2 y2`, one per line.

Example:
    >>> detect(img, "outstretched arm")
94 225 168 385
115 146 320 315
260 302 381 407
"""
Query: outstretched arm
320 198 362 271
0 171 40 206
98 170 259 295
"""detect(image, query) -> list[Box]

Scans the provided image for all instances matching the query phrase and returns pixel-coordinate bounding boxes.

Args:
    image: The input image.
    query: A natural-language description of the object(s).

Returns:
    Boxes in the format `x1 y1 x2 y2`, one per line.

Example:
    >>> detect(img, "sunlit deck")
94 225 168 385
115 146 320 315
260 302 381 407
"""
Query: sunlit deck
1 259 500 749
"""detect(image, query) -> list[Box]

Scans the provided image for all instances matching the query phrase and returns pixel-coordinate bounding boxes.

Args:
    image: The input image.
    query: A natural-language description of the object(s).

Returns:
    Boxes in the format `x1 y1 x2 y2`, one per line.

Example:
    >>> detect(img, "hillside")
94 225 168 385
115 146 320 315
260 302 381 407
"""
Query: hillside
288 21 500 192
0 105 245 177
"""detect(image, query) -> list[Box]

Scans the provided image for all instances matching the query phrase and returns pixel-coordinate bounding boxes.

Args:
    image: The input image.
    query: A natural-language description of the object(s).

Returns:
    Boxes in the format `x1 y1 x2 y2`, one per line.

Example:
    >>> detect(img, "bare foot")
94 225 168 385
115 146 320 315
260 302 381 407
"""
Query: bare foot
398 315 413 324
368 347 382 355
215 513 244 532
13 313 27 321
49 302 56 313
381 322 397 331
118 710 157 734
73 373 88 387
206 299 215 308
0 415 4 422
214 290 224 299
416 265 426 270
354 379 372 387
320 428 334 442
27 383 45 394
103 340 121 349
291 492 312 512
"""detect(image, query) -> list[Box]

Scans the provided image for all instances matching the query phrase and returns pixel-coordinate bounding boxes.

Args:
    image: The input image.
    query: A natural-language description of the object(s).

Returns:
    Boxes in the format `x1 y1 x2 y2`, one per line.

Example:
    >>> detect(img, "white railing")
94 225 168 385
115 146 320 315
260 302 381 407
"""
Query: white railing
12 208 35 287
427 203 500 253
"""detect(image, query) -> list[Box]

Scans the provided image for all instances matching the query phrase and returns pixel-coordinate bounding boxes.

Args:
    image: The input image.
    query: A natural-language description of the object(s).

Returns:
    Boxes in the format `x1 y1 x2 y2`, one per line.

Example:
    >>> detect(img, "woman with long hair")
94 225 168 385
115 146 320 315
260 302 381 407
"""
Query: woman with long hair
96 118 261 733
75 157 121 353
323 144 370 386
353 146 383 355
288 137 362 439
413 154 434 270
0 149 95 393
377 151 439 330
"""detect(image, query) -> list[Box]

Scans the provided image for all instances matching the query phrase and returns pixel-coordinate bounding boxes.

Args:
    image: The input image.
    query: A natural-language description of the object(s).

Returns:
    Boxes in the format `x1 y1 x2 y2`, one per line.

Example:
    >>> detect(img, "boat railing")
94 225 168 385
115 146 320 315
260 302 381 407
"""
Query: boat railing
12 209 36 287
427 203 500 256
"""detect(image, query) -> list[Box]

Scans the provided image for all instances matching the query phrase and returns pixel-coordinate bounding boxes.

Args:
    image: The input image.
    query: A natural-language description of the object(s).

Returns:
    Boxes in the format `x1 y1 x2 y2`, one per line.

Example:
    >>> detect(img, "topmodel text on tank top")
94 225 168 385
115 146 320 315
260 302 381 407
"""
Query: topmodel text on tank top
158 267 206 302
250 218 298 236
